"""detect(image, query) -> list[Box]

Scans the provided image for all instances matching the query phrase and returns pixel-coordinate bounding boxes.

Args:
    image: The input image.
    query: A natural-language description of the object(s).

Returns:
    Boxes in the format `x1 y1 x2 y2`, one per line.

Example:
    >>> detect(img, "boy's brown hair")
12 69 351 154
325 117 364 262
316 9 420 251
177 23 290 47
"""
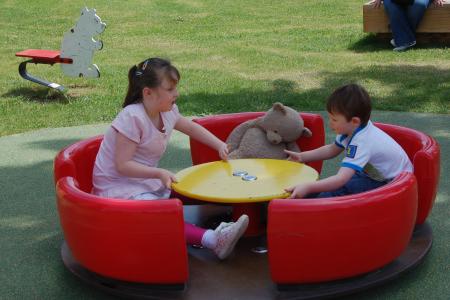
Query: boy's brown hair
326 84 372 126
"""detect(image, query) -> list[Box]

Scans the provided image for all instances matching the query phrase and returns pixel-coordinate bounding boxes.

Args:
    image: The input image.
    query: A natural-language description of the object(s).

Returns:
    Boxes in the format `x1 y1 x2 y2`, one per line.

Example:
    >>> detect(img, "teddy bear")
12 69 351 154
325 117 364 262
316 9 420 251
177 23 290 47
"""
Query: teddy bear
226 102 312 159
60 7 106 78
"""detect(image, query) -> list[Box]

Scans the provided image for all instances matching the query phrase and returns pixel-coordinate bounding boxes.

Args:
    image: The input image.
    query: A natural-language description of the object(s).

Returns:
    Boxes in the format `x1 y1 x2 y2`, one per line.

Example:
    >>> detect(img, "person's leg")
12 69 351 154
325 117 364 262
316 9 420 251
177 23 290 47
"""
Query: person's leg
184 222 217 251
131 189 171 200
131 191 249 259
316 172 387 198
407 0 431 29
186 215 249 260
383 0 416 46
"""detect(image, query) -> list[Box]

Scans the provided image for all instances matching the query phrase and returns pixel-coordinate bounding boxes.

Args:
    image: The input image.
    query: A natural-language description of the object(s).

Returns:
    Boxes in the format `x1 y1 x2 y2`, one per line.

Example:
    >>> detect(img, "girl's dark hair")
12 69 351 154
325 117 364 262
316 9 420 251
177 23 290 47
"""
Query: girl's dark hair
326 83 372 126
123 57 180 108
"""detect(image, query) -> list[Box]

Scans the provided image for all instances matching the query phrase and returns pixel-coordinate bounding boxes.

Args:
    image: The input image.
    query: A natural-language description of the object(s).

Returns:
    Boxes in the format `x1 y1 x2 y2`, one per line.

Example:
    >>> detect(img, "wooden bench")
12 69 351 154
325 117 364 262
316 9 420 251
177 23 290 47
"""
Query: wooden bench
363 1 450 42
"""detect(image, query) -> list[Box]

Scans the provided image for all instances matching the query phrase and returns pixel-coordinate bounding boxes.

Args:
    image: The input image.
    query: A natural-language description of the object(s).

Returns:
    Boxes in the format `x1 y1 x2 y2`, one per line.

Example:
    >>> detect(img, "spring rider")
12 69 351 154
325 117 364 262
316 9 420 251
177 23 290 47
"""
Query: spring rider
15 7 106 92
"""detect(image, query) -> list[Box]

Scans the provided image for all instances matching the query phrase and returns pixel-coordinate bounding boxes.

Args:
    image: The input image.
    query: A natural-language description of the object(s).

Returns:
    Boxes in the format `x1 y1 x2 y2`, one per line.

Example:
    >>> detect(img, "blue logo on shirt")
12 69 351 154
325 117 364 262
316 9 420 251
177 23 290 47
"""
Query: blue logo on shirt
346 145 357 158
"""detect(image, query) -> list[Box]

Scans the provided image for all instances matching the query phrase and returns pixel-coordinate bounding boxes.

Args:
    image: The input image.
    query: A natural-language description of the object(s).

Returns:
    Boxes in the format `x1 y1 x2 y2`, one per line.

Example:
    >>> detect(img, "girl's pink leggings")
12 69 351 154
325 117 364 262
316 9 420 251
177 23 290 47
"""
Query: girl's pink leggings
184 222 206 245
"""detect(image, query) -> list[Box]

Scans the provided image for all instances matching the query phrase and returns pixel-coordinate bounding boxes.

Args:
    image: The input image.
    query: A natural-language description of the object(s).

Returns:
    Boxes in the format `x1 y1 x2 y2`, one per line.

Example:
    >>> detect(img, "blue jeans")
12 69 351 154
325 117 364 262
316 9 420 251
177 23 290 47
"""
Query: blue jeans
313 172 388 198
383 0 431 46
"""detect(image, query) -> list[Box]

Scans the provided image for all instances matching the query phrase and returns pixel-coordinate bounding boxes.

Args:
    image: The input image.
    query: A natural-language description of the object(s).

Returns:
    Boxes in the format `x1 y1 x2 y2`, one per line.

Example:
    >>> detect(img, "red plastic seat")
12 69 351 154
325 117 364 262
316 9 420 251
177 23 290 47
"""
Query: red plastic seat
267 122 440 284
374 123 440 225
190 112 326 173
54 135 188 284
15 49 72 64
268 172 418 283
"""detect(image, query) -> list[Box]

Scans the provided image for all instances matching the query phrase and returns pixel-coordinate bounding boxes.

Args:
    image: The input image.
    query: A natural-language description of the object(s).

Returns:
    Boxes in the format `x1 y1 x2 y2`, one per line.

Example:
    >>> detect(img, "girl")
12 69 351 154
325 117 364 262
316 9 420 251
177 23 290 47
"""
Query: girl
92 57 248 260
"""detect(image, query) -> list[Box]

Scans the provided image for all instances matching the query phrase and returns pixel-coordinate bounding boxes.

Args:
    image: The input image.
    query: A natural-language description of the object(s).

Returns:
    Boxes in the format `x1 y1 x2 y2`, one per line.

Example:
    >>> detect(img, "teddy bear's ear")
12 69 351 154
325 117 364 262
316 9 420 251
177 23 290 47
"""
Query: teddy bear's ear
272 102 286 115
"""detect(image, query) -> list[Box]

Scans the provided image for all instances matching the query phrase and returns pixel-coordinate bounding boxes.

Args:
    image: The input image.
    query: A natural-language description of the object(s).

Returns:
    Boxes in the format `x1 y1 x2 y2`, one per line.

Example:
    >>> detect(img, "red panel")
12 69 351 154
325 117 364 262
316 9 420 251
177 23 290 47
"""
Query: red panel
268 172 418 283
54 135 102 192
16 49 61 59
190 112 325 174
16 49 72 64
375 123 440 224
54 137 188 284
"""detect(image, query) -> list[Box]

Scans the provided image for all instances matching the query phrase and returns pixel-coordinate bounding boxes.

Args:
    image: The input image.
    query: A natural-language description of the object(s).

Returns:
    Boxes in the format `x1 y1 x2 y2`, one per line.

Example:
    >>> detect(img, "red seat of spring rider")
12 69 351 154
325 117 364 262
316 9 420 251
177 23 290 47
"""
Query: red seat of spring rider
15 49 72 64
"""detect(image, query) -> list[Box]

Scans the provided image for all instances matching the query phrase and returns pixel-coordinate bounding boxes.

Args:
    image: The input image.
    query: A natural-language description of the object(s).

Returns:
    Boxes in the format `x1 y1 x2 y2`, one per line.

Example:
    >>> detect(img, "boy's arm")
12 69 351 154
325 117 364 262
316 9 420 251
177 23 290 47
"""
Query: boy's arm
285 143 342 163
175 116 229 160
286 167 355 198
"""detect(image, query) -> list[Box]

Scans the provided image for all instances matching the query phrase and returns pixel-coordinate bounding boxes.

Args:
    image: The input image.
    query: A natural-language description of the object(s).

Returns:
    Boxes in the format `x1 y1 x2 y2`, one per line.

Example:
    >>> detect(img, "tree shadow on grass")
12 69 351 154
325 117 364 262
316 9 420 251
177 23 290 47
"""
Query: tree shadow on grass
2 82 93 104
349 33 450 52
2 87 70 103
181 64 450 115
348 34 392 53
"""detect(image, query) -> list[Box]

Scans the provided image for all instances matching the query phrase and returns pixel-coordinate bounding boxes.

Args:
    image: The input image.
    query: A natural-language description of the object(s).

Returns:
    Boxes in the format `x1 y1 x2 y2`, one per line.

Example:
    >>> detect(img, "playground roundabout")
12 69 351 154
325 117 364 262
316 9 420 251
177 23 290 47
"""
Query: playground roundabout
1 111 449 300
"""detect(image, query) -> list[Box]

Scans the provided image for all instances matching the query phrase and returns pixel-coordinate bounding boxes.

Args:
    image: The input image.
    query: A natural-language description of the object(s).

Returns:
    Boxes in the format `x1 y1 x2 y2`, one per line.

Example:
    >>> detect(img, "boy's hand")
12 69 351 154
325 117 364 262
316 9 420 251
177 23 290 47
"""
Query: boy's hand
158 169 178 189
284 149 304 163
218 142 229 161
285 183 310 199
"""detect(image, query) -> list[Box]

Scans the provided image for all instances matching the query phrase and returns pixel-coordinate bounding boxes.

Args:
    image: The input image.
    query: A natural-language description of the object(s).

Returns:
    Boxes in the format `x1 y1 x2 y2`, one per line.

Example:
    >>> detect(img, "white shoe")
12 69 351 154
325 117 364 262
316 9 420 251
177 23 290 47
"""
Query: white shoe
393 40 416 52
213 214 249 260
390 39 396 47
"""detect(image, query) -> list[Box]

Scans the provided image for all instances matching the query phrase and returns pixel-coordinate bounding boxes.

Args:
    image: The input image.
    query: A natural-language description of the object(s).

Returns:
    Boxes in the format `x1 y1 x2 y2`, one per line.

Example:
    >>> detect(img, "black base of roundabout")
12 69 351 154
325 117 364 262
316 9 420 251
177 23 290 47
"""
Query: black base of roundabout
61 223 432 300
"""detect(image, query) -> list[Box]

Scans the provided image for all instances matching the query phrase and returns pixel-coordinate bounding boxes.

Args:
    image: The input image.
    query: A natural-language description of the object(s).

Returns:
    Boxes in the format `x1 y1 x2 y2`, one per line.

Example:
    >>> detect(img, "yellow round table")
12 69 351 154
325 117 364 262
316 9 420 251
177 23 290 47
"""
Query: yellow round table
172 159 319 236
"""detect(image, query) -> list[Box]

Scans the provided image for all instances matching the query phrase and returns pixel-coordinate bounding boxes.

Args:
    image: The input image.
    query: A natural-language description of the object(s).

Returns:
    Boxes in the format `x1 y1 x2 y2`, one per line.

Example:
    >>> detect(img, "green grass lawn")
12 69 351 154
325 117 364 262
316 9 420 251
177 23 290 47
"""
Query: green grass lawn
0 0 449 137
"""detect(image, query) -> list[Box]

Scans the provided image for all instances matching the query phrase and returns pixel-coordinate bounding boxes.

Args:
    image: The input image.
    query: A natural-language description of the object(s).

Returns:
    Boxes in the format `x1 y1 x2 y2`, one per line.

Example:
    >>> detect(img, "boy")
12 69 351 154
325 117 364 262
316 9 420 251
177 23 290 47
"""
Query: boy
285 84 413 198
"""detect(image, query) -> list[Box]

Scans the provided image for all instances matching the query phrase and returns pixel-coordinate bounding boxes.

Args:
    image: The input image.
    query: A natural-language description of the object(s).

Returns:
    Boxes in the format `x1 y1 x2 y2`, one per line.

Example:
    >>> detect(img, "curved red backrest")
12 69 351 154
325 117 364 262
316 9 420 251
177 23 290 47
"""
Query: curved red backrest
268 172 418 283
375 123 440 224
54 137 188 283
190 112 325 173
54 135 102 192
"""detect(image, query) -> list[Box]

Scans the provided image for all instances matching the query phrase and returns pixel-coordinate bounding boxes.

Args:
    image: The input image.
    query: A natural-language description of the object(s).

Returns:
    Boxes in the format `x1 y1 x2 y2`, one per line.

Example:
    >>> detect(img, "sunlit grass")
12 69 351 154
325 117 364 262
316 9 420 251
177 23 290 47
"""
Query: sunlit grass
1 0 449 136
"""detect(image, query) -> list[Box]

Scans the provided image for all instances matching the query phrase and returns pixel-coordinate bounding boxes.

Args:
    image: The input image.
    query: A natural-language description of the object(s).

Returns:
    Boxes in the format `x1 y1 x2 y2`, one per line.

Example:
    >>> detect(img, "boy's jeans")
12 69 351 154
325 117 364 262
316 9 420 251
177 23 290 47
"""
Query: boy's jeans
383 0 431 46
316 171 389 198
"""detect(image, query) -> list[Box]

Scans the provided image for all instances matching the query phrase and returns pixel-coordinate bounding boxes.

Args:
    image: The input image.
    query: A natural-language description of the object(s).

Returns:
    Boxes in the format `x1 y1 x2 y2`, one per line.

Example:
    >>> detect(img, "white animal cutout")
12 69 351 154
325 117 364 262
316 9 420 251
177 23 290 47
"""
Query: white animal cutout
60 7 106 78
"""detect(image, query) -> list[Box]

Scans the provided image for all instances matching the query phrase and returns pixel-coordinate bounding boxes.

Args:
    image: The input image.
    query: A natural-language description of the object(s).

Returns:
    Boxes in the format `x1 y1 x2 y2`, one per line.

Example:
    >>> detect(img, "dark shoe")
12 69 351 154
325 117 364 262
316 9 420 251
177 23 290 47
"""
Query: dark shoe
393 41 416 52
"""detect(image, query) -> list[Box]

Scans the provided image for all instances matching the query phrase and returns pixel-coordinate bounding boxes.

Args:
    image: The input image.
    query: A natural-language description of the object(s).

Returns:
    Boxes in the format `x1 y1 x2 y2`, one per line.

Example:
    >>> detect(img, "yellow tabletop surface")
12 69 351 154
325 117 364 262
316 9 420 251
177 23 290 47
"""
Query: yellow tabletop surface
171 159 319 203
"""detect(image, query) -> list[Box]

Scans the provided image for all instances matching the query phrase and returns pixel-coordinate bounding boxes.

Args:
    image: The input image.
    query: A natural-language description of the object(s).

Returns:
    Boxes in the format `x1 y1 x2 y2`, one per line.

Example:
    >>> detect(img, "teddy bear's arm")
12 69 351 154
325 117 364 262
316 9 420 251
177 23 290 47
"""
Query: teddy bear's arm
286 141 300 153
225 120 257 152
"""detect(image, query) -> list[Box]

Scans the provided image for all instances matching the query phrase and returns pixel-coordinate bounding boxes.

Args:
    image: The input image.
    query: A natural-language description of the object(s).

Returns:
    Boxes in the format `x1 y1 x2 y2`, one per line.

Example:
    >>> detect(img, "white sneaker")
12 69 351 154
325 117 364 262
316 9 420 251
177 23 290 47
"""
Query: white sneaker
213 214 249 260
393 40 416 52
390 39 396 47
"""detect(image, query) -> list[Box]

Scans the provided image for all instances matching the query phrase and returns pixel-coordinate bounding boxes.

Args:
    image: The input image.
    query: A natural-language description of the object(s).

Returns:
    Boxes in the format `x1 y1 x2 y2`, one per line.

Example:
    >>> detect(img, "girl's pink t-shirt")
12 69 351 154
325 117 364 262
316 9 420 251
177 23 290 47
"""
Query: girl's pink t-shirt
92 103 181 199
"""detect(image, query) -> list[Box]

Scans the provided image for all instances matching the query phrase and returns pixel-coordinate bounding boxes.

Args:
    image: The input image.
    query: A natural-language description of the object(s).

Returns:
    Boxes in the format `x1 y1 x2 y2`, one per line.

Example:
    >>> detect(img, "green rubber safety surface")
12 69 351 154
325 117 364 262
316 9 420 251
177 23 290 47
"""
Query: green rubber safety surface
1 111 449 299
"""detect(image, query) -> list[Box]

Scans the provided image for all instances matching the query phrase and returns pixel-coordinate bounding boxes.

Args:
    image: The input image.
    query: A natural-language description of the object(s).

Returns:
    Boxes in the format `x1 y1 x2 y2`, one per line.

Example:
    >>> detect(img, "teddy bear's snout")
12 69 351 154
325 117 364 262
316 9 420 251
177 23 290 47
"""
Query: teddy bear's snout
267 131 282 144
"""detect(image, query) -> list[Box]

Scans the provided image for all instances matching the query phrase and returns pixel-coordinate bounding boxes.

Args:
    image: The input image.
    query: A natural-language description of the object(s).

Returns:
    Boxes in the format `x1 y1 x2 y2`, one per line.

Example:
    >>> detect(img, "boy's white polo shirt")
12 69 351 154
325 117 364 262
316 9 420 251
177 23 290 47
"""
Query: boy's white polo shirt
335 120 413 181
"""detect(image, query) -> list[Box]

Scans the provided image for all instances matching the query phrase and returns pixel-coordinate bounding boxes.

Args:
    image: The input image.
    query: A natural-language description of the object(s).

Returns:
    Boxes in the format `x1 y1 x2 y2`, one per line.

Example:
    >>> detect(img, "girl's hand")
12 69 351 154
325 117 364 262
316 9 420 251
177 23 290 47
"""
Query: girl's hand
370 0 383 8
157 169 178 189
285 184 310 199
284 149 304 163
218 142 229 161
